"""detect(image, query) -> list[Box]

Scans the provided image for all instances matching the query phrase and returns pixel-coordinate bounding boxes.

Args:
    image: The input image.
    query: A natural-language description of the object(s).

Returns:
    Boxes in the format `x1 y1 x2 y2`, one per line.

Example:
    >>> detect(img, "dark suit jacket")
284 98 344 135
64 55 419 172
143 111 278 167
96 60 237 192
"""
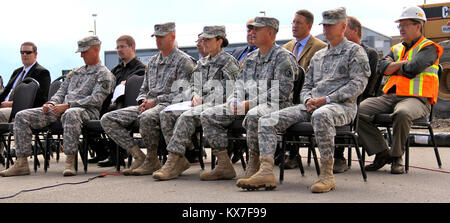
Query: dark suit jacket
0 62 51 107
283 36 327 72
230 45 258 62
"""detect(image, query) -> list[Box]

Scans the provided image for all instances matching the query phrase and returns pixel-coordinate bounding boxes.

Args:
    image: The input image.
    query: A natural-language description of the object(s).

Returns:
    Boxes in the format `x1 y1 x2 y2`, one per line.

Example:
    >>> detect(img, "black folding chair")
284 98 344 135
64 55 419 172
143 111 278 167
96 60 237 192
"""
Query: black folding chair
114 74 144 171
279 98 367 184
0 78 39 168
372 64 444 173
38 76 65 172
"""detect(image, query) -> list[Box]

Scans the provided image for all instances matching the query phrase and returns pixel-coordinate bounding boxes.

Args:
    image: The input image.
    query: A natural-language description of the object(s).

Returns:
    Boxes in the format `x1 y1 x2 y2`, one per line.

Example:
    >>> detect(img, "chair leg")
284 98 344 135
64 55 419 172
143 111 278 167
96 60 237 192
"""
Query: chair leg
352 135 367 182
211 153 216 170
33 137 38 173
296 152 305 177
6 132 13 168
82 135 88 174
44 132 51 173
307 146 312 167
428 126 442 168
347 146 352 168
195 132 205 170
405 138 409 173
279 135 286 184
309 137 320 176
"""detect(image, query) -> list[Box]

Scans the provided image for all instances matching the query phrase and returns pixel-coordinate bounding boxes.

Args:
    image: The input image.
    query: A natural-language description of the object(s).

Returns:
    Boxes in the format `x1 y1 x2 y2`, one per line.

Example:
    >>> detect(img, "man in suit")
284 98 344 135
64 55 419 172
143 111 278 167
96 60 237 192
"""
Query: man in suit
284 10 327 72
282 9 327 169
0 42 50 123
230 18 258 69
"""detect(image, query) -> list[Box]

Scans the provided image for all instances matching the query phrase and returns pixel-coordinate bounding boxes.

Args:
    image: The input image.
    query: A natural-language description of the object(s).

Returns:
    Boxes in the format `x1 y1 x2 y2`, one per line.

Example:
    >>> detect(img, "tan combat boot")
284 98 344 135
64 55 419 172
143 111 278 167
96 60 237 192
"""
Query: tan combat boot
153 152 190 180
63 154 77 177
200 150 236 181
236 155 277 190
311 159 336 193
0 157 30 177
238 151 260 180
122 145 145 176
131 149 162 176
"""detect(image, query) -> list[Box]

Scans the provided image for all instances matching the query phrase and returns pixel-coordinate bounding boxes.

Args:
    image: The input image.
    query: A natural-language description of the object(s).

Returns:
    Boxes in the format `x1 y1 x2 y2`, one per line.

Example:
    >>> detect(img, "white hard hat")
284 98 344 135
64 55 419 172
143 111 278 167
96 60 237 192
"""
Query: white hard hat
396 6 427 23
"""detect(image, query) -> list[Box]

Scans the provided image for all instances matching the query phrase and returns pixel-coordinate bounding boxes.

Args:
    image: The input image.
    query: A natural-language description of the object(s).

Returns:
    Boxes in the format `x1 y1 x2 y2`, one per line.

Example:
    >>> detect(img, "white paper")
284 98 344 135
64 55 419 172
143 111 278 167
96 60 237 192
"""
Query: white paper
111 84 125 103
164 101 193 112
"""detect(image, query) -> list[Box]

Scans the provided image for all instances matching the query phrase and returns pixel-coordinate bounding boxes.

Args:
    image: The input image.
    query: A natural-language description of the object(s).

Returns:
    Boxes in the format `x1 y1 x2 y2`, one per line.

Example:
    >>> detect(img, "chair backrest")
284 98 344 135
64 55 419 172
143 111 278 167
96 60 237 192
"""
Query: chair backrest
292 66 306 105
48 75 65 99
9 77 40 122
124 74 145 107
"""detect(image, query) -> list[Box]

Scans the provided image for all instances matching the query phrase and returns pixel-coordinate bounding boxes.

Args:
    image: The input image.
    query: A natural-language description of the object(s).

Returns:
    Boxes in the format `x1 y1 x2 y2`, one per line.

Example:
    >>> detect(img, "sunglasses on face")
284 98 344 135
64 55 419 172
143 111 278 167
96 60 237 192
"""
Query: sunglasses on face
20 51 34 55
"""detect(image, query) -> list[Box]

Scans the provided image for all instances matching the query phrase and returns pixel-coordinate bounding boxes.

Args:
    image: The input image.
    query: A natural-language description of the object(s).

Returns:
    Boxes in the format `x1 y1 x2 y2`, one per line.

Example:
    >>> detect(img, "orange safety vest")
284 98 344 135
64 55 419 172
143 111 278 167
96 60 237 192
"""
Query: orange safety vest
382 36 443 104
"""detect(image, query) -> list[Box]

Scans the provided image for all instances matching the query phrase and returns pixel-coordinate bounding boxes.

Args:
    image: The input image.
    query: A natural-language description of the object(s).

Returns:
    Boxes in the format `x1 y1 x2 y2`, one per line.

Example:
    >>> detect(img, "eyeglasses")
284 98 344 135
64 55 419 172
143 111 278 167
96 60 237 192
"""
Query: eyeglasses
20 51 34 55
397 23 417 29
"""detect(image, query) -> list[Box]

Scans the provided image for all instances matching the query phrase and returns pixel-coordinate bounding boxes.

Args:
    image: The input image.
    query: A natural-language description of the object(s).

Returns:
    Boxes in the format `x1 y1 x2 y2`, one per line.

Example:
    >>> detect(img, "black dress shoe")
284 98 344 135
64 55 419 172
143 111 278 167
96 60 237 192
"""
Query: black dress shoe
98 157 125 167
88 155 108 164
365 150 392 171
390 157 405 174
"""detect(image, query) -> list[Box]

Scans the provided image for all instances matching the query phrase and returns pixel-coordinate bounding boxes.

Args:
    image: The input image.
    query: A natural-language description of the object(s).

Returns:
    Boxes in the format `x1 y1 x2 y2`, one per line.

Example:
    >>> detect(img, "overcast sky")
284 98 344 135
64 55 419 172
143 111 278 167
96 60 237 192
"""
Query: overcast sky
0 0 442 82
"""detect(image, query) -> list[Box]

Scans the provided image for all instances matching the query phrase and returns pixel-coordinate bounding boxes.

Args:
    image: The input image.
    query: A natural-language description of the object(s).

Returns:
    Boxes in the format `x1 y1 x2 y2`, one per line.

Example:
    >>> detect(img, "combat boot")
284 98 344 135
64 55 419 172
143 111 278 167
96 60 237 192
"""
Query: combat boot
153 152 190 180
63 154 77 177
200 150 236 181
132 149 162 176
311 159 336 193
0 157 30 177
238 151 260 180
122 145 145 176
236 155 277 191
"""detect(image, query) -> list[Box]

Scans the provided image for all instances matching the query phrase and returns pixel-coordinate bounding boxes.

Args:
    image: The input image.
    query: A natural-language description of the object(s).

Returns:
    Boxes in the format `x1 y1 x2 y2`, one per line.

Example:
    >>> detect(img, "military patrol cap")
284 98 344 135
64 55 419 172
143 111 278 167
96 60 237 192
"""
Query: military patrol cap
75 36 101 53
200 26 226 38
247 16 279 32
151 22 176 37
320 7 347 25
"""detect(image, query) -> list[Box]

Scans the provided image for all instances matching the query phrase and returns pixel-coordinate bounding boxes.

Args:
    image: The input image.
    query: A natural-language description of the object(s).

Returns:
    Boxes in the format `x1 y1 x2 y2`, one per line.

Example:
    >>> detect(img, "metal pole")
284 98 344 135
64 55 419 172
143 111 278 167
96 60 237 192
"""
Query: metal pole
92 14 97 36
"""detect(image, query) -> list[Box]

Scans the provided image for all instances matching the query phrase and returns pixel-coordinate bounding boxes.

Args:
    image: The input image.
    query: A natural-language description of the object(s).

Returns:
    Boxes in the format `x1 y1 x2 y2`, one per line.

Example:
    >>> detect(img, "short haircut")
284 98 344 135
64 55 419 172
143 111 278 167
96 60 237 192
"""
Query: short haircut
296 9 314 25
21 42 37 52
117 35 136 47
411 19 424 34
347 16 362 39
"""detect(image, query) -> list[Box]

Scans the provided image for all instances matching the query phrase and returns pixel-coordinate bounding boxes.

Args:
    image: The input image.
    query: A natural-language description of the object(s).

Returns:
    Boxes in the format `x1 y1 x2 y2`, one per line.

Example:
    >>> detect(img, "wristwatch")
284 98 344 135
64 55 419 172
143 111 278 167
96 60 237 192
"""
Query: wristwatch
326 96 331 104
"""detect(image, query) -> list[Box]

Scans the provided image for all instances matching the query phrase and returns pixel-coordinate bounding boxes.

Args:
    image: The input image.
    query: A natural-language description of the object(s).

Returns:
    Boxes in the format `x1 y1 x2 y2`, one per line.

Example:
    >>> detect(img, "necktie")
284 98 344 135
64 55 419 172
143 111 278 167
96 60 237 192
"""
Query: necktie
292 42 301 60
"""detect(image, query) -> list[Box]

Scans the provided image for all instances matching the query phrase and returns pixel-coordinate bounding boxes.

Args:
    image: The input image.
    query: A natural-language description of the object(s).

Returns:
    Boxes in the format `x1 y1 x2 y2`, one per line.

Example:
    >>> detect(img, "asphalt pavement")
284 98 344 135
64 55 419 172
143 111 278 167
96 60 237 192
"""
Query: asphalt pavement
0 146 449 204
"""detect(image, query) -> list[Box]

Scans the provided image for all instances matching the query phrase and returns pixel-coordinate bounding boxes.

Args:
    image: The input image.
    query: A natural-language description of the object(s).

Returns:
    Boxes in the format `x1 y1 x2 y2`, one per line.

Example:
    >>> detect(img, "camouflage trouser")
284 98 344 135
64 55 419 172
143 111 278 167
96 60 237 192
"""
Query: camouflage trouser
258 104 355 160
0 107 12 123
101 104 166 152
160 104 213 156
200 103 280 154
14 107 97 157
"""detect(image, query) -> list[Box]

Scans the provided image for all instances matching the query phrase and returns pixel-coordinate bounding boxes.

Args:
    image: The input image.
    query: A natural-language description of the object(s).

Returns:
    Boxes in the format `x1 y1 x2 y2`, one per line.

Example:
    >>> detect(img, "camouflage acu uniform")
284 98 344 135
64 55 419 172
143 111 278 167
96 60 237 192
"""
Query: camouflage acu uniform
160 49 238 155
14 62 115 157
258 38 370 160
200 44 298 154
101 47 195 152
